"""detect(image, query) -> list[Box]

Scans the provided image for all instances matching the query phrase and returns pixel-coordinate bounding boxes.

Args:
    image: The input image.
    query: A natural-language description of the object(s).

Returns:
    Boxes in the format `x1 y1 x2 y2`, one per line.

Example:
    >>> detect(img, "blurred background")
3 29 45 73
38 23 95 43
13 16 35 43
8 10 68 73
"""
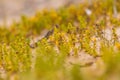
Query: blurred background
0 0 85 26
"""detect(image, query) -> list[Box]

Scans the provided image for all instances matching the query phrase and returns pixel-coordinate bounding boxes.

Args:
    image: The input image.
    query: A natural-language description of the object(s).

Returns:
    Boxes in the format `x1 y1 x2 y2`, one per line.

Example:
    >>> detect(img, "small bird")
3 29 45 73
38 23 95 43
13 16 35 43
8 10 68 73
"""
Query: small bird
44 24 59 39
29 24 59 49
44 28 54 39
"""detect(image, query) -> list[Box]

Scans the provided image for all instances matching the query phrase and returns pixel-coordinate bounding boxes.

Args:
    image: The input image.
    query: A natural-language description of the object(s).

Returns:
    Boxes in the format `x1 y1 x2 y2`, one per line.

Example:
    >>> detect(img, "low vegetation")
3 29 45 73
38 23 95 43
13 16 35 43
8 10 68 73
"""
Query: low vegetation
0 0 120 80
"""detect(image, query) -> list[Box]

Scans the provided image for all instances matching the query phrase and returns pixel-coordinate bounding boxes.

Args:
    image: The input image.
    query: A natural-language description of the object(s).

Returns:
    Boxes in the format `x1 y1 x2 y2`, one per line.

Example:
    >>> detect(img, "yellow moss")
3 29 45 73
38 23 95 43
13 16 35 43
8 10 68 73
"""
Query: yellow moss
68 5 77 15
55 40 59 46
50 10 58 19
91 37 97 42
115 42 120 50
30 16 37 22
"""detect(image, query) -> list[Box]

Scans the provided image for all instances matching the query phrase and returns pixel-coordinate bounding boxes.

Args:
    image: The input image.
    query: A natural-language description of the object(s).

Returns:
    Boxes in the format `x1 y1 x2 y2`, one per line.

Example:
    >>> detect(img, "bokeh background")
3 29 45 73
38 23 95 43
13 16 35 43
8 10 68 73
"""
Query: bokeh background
0 0 86 25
